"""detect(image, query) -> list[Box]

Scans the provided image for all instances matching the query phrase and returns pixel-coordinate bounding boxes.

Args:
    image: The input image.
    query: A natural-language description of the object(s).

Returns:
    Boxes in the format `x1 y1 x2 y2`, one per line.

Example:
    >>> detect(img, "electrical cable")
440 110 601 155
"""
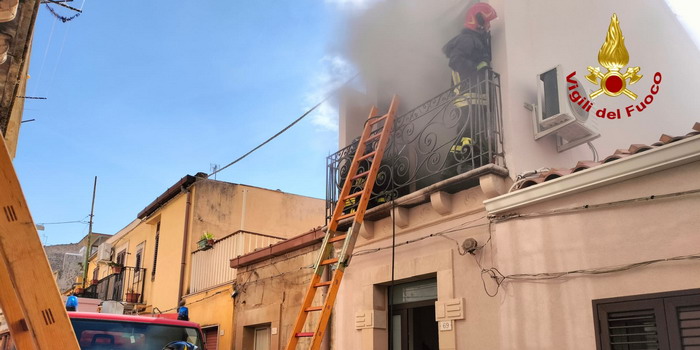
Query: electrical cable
491 188 700 223
208 74 358 179
587 141 599 162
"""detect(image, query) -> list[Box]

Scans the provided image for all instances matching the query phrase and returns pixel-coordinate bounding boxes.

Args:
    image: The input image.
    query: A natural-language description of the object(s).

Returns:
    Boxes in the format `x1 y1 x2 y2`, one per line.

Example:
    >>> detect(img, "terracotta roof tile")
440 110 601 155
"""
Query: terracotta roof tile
511 122 699 192
628 144 653 154
572 161 602 172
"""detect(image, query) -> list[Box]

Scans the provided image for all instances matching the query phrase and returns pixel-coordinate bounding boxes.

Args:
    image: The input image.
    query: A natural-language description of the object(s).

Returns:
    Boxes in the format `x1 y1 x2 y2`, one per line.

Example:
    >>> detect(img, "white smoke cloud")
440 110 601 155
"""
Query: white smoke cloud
304 55 357 131
324 0 380 9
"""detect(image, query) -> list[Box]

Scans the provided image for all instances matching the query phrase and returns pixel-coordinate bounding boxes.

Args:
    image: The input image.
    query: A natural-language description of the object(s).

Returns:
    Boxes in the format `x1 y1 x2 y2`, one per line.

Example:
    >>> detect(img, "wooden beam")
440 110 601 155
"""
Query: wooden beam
0 137 80 349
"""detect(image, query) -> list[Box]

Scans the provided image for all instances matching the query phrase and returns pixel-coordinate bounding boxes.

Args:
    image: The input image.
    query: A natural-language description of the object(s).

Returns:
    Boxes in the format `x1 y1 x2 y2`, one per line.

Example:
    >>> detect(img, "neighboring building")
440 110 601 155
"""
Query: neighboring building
229 1 700 349
43 233 112 293
229 228 326 350
0 0 40 158
83 173 325 350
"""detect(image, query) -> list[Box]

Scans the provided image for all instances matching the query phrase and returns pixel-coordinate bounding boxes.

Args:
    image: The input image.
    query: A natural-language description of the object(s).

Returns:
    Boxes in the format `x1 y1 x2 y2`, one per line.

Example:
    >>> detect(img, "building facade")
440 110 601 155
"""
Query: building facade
326 1 700 349
84 174 325 350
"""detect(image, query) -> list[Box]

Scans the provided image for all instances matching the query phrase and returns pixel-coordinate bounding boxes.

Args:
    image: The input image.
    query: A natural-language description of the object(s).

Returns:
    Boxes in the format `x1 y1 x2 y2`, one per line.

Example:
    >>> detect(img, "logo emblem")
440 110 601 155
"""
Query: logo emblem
585 14 642 100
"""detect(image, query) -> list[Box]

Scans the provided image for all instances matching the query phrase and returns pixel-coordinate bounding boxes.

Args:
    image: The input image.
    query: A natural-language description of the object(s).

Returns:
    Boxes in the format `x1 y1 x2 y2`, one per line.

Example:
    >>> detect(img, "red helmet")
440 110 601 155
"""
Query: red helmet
464 2 497 31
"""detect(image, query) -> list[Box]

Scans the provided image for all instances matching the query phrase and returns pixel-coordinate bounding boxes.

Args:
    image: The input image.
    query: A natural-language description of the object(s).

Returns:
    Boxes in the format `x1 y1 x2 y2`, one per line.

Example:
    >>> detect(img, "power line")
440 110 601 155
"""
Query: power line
207 74 358 179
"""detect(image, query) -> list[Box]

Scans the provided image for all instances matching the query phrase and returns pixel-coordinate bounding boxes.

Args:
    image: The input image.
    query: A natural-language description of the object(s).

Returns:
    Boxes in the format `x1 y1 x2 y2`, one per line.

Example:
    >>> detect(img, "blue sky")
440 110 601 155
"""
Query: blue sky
15 1 356 245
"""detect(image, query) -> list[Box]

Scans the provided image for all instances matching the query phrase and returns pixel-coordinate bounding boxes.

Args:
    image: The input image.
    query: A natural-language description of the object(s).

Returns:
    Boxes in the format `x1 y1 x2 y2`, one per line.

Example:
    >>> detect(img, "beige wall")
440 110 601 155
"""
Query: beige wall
189 180 326 249
233 243 324 350
334 186 500 350
491 160 700 350
183 284 234 350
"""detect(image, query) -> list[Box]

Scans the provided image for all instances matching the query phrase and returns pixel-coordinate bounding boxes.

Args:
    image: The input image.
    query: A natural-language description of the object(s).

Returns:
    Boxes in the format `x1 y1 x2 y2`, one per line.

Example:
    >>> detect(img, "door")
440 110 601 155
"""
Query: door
203 326 218 350
254 327 270 350
389 278 439 350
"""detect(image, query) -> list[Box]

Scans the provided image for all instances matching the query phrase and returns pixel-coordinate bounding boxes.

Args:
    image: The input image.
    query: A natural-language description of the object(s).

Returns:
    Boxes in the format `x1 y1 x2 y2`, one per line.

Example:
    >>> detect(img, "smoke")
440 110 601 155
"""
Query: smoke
338 0 472 112
304 55 357 131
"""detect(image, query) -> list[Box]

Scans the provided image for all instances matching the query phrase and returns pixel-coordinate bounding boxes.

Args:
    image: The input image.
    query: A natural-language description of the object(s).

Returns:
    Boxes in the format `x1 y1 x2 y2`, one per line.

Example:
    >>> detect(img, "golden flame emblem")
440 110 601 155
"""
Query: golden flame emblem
586 14 642 99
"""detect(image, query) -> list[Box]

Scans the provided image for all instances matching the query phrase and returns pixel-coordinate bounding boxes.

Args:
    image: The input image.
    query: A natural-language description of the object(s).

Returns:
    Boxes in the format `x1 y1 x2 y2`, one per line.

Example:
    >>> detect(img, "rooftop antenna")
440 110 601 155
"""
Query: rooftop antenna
210 164 220 180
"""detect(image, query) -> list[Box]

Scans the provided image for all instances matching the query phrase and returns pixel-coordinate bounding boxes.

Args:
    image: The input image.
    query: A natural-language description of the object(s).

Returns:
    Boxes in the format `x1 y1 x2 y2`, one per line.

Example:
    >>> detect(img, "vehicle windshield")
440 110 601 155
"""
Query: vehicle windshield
70 318 203 350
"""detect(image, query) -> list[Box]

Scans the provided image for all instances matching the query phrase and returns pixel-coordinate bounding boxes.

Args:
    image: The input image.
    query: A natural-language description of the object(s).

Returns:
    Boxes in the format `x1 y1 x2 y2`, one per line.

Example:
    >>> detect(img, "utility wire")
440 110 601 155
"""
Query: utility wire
207 74 358 179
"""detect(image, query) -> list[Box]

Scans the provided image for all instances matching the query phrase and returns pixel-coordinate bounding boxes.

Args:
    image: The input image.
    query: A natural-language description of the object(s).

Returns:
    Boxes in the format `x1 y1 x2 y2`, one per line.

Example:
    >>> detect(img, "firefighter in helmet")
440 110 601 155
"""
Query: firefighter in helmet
443 2 497 90
441 3 497 177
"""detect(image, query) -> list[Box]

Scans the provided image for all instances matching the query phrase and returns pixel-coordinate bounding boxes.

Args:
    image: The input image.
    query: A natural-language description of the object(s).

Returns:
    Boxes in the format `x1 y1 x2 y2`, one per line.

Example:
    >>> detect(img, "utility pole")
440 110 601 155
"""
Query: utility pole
81 176 97 289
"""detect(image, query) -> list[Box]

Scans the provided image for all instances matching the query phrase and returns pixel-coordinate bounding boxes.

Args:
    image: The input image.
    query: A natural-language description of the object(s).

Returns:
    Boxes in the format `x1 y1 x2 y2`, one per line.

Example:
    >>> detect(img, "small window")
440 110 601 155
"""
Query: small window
152 222 160 280
593 289 700 350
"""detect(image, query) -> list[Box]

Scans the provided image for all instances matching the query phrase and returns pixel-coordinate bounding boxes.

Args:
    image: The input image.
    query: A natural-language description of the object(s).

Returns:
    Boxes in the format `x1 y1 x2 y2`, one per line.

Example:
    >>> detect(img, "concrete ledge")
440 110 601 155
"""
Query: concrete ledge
484 135 700 215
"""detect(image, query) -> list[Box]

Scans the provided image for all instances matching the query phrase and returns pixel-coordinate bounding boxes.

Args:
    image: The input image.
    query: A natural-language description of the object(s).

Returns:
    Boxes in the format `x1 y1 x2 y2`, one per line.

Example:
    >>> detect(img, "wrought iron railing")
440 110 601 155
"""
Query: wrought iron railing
82 266 146 304
326 69 503 221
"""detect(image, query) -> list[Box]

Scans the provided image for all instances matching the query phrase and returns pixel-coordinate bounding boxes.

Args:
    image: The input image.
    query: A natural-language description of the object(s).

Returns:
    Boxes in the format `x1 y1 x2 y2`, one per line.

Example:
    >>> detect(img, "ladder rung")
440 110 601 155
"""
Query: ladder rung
369 115 387 125
358 151 376 161
329 234 347 243
336 212 355 221
365 133 381 143
320 258 338 266
296 332 314 338
351 171 369 180
341 191 362 201
314 281 332 288
305 306 323 312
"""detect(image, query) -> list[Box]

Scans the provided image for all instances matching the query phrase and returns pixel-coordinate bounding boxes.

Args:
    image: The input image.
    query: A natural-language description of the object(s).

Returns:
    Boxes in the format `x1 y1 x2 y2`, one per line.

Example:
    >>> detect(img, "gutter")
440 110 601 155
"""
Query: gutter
177 188 193 304
484 135 700 214
137 175 197 219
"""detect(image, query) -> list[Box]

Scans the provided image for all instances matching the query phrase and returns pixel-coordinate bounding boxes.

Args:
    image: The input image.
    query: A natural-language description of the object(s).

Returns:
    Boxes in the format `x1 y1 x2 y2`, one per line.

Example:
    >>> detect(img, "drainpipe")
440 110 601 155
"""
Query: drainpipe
177 187 193 305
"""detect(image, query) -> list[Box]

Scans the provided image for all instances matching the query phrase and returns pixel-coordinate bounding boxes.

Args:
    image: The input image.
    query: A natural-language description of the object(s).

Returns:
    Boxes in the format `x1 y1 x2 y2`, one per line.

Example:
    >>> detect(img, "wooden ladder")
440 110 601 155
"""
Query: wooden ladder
0 137 81 349
285 95 399 350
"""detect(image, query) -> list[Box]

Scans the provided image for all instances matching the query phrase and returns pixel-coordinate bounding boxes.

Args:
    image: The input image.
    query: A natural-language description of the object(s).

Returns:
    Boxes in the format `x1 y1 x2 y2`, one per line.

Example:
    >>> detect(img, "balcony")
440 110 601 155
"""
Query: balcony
326 69 505 222
81 266 146 304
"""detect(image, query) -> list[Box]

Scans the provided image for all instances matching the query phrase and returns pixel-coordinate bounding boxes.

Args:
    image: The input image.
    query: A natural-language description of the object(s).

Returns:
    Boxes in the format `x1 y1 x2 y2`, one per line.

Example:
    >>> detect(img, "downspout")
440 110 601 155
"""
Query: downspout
177 187 193 305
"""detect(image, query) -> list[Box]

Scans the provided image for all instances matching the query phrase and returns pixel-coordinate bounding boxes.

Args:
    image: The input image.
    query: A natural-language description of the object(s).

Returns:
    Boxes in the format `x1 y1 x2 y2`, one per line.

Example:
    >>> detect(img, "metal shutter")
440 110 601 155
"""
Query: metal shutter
204 326 218 350
665 294 700 350
597 299 670 350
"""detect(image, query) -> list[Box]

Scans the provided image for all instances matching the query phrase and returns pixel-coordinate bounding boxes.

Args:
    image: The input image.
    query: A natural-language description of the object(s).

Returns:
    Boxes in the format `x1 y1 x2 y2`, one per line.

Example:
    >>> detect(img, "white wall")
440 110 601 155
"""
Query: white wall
491 0 700 177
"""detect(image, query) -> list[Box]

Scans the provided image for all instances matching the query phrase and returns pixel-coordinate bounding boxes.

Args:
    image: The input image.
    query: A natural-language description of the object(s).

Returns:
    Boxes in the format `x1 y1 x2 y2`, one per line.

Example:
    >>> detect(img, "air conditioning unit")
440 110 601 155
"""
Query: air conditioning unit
96 243 112 261
529 65 600 152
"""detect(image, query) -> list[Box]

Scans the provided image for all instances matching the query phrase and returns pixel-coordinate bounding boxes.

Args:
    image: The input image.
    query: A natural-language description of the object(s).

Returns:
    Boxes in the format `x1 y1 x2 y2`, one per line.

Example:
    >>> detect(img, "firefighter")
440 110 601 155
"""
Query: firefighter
442 2 497 91
441 3 497 177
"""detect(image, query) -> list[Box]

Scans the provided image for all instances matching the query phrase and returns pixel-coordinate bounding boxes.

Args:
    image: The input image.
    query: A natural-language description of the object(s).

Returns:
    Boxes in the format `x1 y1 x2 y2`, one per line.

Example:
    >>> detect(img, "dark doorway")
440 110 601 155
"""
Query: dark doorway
389 278 439 350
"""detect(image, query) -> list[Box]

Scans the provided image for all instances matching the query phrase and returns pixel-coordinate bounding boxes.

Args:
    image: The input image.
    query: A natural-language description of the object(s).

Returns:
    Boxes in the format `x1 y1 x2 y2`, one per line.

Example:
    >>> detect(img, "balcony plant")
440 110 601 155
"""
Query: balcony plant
125 289 141 303
197 232 215 250
108 261 124 274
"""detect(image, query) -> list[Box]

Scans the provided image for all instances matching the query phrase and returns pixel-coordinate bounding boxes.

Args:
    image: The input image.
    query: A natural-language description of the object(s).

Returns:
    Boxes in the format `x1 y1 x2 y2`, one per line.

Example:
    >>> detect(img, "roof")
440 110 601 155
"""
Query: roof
137 175 198 219
514 122 700 190
68 312 201 328
230 227 325 268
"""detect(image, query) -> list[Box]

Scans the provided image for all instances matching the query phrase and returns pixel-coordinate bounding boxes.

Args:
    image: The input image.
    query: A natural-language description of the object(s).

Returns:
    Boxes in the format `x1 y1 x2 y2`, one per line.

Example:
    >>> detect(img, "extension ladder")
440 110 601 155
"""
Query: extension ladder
285 95 399 350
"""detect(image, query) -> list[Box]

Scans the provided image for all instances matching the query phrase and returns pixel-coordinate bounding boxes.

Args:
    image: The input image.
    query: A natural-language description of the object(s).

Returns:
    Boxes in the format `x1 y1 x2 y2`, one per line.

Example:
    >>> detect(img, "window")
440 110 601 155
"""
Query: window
152 222 160 280
134 242 144 282
593 289 700 350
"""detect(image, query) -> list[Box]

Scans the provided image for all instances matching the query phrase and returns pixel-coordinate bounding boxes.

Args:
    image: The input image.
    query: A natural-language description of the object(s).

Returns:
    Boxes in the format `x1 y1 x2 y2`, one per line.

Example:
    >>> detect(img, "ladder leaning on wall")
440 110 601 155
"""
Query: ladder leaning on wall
285 95 399 350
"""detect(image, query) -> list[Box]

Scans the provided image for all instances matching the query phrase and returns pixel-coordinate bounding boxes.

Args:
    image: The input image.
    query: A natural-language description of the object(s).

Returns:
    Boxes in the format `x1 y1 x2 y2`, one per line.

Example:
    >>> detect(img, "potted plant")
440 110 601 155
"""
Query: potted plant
91 278 99 285
125 289 141 303
197 232 215 250
109 261 124 274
